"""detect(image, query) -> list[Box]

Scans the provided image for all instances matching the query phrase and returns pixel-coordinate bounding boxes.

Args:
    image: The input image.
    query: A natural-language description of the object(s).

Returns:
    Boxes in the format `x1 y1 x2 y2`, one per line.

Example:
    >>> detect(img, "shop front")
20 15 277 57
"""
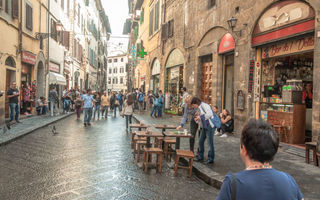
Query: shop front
164 49 185 115
252 0 315 144
150 58 160 93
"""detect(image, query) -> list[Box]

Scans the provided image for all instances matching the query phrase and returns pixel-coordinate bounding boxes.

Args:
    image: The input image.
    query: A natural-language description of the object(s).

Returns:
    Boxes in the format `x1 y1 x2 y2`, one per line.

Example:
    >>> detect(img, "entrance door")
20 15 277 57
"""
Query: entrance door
5 70 16 118
201 55 213 104
224 54 234 116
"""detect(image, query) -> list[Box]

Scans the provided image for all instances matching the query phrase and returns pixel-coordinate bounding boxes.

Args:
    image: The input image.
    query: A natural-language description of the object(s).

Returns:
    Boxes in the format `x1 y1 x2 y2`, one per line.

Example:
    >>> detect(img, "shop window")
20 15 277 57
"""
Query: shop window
25 2 33 31
5 56 16 67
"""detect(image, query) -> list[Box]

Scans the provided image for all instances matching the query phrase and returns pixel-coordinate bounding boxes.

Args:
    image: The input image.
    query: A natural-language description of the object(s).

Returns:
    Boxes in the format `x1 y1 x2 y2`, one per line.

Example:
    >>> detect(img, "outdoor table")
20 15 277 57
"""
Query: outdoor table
135 131 163 148
164 131 193 149
129 124 149 133
154 124 176 133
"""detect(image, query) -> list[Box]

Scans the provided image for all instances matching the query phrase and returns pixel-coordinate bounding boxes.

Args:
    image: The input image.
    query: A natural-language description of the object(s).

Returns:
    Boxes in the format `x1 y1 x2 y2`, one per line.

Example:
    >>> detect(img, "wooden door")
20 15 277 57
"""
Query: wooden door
201 62 213 104
5 70 11 118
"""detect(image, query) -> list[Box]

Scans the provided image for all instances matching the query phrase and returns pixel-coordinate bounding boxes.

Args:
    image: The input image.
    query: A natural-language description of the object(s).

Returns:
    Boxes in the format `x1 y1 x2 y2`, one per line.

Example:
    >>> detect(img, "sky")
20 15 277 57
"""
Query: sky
102 0 130 56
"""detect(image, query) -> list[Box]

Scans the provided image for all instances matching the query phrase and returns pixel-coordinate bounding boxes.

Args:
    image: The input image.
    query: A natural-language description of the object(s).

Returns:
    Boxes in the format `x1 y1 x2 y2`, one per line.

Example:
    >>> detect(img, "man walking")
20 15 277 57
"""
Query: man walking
7 81 20 123
49 87 58 116
101 91 110 118
82 89 95 127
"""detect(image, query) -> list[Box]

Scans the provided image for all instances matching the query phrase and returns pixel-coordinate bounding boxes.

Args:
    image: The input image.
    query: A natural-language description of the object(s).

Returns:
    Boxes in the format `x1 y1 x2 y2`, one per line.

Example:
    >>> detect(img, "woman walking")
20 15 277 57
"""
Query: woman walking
75 94 83 120
122 93 134 131
93 92 101 120
22 83 31 115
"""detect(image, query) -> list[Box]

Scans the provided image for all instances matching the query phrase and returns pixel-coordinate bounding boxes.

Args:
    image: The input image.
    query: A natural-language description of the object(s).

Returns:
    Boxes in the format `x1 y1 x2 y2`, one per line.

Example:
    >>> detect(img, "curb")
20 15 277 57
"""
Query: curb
0 112 75 146
132 114 224 190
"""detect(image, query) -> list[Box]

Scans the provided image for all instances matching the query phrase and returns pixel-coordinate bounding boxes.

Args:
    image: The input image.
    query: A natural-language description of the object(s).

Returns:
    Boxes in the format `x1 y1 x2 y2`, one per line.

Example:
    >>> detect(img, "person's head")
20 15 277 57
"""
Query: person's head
103 91 107 96
222 109 230 116
127 94 134 105
11 81 17 89
87 89 92 94
185 95 193 106
181 87 187 93
213 106 218 114
240 119 279 164
40 96 44 100
159 90 162 95
190 97 201 108
306 83 312 92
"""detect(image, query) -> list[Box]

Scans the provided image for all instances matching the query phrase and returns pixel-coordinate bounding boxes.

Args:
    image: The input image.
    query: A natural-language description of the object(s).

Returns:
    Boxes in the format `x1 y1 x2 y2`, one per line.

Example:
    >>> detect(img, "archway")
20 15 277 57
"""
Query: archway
5 56 17 118
164 49 185 114
150 58 160 93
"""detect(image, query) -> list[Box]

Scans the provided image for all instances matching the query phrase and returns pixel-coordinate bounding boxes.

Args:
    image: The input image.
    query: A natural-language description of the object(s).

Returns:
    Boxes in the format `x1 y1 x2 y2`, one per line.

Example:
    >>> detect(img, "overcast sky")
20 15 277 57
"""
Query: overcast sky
102 0 129 55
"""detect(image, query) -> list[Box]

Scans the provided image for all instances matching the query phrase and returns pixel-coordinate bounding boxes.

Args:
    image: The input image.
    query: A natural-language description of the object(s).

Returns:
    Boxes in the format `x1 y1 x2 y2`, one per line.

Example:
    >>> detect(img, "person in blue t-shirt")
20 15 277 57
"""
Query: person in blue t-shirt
81 89 95 127
217 119 303 200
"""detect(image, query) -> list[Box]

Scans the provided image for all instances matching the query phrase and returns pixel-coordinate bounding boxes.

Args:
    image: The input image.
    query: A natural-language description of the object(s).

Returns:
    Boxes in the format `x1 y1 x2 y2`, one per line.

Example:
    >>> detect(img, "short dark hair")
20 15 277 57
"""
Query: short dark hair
190 97 201 105
87 89 91 93
182 87 187 92
241 119 279 163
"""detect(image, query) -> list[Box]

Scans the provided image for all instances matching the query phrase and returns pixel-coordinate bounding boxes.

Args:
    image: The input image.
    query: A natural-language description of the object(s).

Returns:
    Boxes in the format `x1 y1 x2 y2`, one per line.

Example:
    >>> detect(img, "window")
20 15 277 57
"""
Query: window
168 19 174 38
120 77 123 84
140 8 144 24
120 68 124 73
108 59 112 63
208 0 216 9
149 1 160 37
51 19 57 41
113 68 117 73
149 7 154 37
121 58 124 62
115 78 118 84
114 58 117 62
67 0 69 16
61 0 64 10
109 68 112 74
26 3 33 31
112 78 115 84
108 78 111 84
154 1 159 32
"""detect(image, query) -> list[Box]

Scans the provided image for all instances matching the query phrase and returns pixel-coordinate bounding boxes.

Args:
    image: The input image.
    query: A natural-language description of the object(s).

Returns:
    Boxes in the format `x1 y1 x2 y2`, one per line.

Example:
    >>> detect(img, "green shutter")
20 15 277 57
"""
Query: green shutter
154 2 159 32
85 0 89 6
149 8 154 37
140 8 144 24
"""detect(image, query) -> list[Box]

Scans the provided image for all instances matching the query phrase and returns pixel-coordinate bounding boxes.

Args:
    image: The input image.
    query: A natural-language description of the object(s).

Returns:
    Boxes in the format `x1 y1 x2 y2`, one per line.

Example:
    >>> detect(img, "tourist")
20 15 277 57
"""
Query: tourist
137 89 144 112
93 92 101 120
150 93 158 118
157 90 164 118
217 119 304 200
36 97 48 115
82 89 95 127
7 82 20 123
48 87 58 117
122 93 134 131
75 94 83 120
216 109 234 138
101 91 110 119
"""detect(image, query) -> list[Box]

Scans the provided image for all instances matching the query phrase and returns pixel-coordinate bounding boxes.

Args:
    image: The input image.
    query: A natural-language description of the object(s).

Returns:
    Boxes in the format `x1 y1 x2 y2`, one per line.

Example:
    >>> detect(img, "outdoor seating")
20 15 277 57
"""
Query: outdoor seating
174 149 194 178
163 138 176 161
305 142 318 166
136 140 153 162
133 136 147 157
143 147 163 173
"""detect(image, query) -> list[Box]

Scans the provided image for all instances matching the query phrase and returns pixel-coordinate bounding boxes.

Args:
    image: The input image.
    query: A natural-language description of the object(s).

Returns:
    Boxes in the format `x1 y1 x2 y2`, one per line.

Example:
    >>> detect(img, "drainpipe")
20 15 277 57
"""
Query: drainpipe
46 0 50 98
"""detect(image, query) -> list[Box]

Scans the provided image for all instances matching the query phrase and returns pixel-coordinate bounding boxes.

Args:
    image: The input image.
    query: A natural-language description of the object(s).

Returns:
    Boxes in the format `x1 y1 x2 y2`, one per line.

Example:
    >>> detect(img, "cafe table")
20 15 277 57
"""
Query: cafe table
163 131 193 149
129 123 150 133
154 124 177 133
135 131 163 148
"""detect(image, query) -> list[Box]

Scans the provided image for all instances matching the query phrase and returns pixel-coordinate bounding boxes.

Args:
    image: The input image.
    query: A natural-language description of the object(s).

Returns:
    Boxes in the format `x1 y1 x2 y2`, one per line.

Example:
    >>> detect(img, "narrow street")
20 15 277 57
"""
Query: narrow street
0 114 218 200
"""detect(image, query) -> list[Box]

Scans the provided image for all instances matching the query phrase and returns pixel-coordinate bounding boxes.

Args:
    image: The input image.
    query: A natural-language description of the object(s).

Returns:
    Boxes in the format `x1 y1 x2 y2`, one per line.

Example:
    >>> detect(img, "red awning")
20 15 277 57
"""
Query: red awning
218 33 235 54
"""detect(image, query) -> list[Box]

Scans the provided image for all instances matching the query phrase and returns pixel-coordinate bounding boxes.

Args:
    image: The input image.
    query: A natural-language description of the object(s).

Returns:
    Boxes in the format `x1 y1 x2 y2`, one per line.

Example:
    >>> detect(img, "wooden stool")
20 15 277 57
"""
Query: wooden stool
131 131 136 149
273 125 289 143
174 149 194 178
143 148 163 173
155 137 164 148
133 136 147 155
164 139 176 161
136 140 153 162
305 142 318 166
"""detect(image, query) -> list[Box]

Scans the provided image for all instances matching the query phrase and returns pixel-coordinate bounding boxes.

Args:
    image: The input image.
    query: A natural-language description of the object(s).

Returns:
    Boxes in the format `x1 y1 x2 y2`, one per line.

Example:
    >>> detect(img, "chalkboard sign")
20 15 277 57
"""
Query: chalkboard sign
237 90 245 110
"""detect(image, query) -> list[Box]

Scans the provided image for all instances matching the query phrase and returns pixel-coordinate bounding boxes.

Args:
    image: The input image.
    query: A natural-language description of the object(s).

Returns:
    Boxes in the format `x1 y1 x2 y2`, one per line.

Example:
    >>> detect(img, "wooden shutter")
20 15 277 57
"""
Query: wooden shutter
26 4 33 31
12 0 18 18
154 1 159 32
63 31 70 50
0 0 2 9
161 23 168 41
168 20 174 38
149 8 154 37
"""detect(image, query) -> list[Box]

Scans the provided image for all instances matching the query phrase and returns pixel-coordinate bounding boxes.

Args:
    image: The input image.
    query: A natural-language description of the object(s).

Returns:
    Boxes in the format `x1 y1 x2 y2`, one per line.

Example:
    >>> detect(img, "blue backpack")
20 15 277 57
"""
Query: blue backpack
210 113 221 129
158 96 163 106
138 93 144 102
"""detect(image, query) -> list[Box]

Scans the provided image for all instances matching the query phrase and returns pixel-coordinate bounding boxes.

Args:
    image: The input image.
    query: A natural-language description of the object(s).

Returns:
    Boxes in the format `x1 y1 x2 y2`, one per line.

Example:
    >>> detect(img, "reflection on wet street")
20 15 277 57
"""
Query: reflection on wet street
0 114 218 199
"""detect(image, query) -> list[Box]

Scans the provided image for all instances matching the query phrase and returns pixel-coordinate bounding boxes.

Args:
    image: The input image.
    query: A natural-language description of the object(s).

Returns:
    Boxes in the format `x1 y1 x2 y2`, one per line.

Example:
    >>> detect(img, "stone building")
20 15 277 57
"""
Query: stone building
107 54 128 93
129 0 320 143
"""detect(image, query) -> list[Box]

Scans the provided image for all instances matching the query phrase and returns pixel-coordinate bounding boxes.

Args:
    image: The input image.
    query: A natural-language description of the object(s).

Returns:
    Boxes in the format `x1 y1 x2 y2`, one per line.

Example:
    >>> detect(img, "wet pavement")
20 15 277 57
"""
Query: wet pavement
0 113 218 200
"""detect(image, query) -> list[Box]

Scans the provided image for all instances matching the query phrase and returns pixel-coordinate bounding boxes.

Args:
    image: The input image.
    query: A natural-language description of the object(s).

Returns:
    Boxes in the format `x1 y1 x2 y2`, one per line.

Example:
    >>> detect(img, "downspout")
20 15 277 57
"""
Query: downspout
18 0 22 54
46 0 50 79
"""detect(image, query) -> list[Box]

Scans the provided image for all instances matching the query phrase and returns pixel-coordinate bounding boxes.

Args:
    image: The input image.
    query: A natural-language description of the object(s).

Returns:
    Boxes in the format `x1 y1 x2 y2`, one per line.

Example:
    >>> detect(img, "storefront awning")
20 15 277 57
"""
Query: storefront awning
49 72 67 85
218 33 235 54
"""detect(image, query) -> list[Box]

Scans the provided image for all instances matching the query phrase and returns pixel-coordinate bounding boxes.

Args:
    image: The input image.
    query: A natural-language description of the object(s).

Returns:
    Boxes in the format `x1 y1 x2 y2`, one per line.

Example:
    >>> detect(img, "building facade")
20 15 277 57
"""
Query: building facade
128 0 320 144
107 54 128 93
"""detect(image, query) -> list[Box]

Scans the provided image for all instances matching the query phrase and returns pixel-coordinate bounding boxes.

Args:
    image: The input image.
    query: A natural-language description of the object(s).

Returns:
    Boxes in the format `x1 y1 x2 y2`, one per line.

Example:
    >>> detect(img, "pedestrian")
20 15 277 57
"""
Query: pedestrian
64 91 72 114
157 90 164 118
191 97 215 164
36 97 48 115
75 94 83 120
150 94 158 118
101 91 110 119
22 83 31 115
176 95 198 152
121 93 134 131
7 81 20 123
93 92 101 120
117 91 124 112
217 119 304 200
137 89 144 112
180 87 189 107
48 87 58 117
147 90 153 111
82 89 95 127
109 91 115 111
216 109 234 138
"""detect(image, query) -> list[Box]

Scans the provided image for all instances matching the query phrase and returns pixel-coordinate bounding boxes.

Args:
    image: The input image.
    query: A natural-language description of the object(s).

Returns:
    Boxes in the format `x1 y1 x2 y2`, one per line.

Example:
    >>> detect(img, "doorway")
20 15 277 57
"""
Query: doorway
5 69 16 118
200 55 213 104
223 54 234 116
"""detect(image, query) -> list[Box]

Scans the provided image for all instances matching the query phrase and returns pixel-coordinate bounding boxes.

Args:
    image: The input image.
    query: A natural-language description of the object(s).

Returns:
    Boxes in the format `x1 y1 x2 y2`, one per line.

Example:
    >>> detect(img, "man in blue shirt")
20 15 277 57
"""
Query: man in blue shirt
217 119 303 200
82 89 95 127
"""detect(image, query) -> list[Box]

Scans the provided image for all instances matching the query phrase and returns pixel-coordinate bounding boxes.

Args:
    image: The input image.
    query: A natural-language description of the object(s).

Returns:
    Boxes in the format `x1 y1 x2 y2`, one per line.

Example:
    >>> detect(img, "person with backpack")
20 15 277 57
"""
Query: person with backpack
216 109 234 138
176 95 198 152
117 91 124 112
157 90 164 117
150 94 158 118
137 89 144 112
121 93 134 131
191 97 215 164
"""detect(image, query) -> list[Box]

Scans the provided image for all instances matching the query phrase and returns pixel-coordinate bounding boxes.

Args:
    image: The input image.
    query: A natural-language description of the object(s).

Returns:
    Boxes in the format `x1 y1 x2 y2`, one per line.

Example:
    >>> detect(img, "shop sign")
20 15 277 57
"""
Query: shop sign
254 61 261 101
262 36 314 59
248 60 254 93
141 75 146 80
22 51 36 65
49 62 60 73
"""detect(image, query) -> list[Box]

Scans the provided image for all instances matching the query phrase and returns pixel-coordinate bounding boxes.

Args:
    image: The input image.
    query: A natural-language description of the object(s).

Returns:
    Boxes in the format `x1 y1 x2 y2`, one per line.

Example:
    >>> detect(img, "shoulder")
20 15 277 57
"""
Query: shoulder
217 172 233 200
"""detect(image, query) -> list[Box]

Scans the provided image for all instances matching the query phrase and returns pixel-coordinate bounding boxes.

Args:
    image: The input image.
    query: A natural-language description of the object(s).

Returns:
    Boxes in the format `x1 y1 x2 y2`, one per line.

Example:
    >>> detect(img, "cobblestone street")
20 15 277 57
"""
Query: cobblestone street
0 114 218 200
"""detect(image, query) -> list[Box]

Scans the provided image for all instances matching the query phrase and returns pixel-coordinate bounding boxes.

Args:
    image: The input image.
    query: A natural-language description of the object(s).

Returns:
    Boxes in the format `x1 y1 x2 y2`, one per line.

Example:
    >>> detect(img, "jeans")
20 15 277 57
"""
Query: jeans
64 99 71 112
37 106 48 115
198 125 215 162
94 105 100 119
50 101 57 116
113 106 118 117
189 119 199 152
157 106 162 117
150 105 158 117
9 103 19 121
125 115 132 129
101 106 108 117
76 106 82 119
84 108 93 123
119 103 123 112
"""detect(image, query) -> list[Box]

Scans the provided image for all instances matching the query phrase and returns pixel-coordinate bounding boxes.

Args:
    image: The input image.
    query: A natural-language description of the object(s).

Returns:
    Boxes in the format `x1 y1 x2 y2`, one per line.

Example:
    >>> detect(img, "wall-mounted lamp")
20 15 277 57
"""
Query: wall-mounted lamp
227 16 246 37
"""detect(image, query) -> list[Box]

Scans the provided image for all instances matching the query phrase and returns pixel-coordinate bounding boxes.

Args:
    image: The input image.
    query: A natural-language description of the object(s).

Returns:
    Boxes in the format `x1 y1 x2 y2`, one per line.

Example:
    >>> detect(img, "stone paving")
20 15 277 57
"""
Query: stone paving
133 111 320 200
0 113 218 200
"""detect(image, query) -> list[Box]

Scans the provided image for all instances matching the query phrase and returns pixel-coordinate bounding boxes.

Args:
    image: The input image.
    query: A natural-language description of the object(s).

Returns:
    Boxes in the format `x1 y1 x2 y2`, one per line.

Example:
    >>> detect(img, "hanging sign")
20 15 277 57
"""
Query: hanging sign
248 60 254 93
22 51 36 65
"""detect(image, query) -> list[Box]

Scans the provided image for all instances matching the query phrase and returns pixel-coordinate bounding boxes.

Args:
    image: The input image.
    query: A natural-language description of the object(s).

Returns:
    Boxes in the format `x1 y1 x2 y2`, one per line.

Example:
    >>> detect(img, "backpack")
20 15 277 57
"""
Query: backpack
154 97 158 106
158 96 163 105
210 113 221 129
138 93 144 102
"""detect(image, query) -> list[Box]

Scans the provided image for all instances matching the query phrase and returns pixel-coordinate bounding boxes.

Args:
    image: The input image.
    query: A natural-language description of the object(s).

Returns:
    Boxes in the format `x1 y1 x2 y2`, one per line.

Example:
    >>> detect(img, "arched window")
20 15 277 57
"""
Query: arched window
5 56 16 68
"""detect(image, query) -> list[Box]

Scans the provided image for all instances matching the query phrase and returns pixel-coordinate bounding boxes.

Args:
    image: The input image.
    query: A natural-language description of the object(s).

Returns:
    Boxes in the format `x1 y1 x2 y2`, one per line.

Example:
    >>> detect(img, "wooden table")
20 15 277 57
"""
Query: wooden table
135 131 163 148
154 124 177 133
164 131 193 149
129 124 149 133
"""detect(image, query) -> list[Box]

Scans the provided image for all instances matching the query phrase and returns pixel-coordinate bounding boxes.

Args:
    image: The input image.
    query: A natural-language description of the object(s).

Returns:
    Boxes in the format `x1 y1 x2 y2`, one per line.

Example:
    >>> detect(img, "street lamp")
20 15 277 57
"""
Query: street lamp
227 16 245 37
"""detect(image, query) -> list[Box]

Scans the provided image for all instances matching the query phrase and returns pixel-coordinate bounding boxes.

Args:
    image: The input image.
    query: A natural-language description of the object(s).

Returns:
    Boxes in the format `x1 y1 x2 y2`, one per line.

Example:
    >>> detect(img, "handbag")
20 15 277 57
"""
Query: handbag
115 100 120 106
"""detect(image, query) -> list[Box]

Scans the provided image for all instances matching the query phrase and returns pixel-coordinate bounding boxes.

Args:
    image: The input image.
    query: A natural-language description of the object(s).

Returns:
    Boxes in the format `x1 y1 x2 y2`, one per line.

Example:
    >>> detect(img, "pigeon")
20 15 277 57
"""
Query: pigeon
49 125 58 134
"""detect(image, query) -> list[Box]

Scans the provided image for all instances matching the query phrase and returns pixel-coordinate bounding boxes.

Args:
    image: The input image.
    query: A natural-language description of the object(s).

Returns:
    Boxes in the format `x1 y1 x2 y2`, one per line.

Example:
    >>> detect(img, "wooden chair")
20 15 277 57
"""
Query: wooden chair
174 149 194 178
136 140 153 162
164 138 176 161
305 142 318 166
143 147 163 173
